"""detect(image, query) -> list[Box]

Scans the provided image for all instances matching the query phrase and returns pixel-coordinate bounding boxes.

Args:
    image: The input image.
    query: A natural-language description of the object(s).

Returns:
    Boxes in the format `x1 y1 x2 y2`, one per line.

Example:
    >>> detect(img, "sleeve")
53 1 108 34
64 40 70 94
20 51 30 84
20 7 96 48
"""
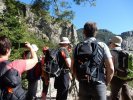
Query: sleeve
102 43 112 59
7 60 26 75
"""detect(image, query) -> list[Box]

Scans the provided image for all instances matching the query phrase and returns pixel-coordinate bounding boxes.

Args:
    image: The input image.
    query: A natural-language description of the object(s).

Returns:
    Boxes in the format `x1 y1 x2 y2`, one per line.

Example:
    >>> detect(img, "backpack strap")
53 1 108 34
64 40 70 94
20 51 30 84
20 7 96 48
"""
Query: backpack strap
91 40 99 56
0 61 10 81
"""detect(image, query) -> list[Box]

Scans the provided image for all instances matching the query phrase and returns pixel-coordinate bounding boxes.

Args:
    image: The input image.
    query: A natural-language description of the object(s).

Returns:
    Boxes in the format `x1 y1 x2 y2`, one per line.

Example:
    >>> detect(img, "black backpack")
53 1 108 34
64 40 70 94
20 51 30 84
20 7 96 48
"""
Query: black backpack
74 40 105 82
112 50 133 79
0 61 26 100
43 49 62 77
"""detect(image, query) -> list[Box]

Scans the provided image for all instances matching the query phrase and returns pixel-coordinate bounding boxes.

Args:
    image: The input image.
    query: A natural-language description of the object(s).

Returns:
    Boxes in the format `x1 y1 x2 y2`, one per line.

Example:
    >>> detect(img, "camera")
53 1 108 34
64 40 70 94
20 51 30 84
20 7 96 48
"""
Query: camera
13 43 26 49
19 43 26 48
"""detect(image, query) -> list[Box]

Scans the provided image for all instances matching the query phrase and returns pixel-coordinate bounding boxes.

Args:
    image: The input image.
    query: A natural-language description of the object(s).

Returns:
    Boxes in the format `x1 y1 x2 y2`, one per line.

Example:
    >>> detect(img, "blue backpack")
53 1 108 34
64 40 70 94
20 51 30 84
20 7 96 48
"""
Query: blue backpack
0 61 26 100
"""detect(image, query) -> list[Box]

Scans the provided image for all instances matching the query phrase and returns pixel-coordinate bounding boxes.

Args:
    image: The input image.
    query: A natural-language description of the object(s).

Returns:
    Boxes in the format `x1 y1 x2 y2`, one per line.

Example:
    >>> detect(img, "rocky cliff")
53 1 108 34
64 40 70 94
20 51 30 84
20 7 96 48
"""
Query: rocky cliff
0 0 132 50
19 4 78 45
0 0 78 45
0 0 6 14
121 31 133 52
25 6 79 45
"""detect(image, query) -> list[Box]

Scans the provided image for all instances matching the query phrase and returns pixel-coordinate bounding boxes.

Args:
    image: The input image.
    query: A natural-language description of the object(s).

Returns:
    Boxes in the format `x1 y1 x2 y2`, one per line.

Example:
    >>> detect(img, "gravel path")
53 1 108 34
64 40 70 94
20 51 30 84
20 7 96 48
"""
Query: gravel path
46 78 133 100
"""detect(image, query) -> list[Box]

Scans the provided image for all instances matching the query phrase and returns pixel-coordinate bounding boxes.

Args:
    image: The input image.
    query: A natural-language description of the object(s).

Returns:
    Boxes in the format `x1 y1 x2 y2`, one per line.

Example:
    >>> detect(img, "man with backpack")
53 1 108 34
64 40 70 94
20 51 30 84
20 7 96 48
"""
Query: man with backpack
0 35 38 100
72 22 114 100
109 36 132 100
54 37 71 100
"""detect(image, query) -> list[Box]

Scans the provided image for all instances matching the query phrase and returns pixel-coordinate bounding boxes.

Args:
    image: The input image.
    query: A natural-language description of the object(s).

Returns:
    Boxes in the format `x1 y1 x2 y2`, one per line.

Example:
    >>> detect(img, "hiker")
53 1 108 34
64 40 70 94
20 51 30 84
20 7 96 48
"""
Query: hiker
0 35 38 100
41 46 50 100
23 44 43 100
109 36 132 100
72 22 114 100
54 37 71 100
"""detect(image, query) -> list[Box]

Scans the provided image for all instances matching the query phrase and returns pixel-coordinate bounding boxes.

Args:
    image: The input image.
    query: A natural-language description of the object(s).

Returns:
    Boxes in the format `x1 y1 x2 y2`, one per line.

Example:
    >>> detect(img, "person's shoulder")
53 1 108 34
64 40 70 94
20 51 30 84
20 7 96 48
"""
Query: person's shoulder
10 59 25 63
98 41 108 48
75 41 84 47
8 59 26 68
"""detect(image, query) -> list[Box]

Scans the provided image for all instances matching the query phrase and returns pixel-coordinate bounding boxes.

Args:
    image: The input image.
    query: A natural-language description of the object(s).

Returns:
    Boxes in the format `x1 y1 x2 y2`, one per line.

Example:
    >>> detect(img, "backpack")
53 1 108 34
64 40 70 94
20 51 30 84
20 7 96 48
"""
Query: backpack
43 49 62 77
27 60 42 81
113 50 133 80
74 40 105 82
0 61 26 100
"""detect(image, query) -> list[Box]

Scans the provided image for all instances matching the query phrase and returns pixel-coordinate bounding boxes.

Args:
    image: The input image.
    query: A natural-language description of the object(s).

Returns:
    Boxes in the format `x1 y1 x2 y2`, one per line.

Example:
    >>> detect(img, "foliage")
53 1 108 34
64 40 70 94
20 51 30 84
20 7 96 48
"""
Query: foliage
73 0 96 6
31 0 51 16
30 0 95 22
0 0 54 60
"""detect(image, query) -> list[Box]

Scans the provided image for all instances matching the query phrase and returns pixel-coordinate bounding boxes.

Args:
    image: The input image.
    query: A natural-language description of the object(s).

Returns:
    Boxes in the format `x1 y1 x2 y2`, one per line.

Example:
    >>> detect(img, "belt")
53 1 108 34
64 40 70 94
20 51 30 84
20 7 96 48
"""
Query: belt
80 75 91 82
62 69 70 73
79 75 98 83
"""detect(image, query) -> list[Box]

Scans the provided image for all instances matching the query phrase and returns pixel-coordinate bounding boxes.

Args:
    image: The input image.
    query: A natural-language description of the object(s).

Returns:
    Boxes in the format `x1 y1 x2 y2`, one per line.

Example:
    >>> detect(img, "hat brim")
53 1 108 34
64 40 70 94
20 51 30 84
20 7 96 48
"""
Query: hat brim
59 42 70 44
114 43 121 46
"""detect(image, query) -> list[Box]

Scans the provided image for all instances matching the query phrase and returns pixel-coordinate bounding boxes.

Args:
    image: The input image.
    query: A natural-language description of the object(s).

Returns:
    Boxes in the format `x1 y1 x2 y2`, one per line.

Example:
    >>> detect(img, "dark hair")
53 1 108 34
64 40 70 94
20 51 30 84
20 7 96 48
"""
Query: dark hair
84 22 98 37
0 35 12 55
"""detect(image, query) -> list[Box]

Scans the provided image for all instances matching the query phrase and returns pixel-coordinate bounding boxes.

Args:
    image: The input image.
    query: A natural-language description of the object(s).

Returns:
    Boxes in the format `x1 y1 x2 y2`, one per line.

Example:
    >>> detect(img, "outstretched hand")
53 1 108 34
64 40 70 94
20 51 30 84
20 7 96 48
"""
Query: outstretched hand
25 42 32 49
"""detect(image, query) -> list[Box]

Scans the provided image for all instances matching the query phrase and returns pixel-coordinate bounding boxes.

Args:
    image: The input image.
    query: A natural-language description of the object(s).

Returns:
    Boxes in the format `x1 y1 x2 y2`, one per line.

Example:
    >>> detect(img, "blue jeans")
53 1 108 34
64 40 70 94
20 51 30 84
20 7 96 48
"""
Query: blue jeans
79 81 106 100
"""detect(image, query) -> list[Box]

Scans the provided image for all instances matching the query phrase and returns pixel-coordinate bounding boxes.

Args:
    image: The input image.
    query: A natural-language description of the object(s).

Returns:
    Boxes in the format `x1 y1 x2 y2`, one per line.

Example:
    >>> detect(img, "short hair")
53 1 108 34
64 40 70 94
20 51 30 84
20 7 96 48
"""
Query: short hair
0 35 11 55
84 22 98 37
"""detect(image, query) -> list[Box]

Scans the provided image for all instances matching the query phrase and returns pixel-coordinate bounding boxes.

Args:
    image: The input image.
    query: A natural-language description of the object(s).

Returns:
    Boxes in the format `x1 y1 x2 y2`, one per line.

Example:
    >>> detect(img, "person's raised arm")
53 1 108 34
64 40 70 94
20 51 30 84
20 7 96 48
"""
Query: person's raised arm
25 42 38 70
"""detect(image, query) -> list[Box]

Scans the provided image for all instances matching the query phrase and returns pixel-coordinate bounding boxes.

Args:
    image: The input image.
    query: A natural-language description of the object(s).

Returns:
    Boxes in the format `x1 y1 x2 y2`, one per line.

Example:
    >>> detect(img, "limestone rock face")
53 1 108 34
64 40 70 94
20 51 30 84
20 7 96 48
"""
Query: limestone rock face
121 31 133 52
0 0 6 14
24 6 79 45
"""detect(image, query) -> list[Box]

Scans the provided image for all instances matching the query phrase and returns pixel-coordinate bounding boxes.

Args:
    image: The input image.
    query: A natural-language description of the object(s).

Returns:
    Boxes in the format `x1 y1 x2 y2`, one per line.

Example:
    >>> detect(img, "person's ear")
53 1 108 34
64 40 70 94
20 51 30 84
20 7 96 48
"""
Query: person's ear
6 49 11 56
6 49 10 53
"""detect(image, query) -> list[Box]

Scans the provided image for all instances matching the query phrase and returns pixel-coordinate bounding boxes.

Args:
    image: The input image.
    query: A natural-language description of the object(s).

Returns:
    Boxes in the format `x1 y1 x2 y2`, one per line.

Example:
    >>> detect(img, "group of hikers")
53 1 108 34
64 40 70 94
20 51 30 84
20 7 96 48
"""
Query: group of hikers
0 21 133 100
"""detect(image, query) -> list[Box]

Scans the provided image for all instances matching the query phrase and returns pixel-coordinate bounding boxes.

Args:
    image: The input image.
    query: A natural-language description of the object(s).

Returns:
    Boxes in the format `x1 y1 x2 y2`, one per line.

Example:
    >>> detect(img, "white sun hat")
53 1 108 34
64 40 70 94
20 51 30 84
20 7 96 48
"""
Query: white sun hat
59 37 71 44
110 36 122 46
31 44 39 52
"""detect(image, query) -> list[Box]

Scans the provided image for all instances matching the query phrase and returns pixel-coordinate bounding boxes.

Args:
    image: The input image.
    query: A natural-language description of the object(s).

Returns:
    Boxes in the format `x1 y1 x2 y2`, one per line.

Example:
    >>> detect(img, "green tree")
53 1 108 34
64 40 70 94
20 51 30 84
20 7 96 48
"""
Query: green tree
30 0 96 22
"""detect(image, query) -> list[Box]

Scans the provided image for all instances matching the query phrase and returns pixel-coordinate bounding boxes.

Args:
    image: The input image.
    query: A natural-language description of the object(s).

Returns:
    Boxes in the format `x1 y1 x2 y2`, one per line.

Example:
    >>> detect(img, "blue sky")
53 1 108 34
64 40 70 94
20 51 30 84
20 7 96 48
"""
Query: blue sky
19 0 133 35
